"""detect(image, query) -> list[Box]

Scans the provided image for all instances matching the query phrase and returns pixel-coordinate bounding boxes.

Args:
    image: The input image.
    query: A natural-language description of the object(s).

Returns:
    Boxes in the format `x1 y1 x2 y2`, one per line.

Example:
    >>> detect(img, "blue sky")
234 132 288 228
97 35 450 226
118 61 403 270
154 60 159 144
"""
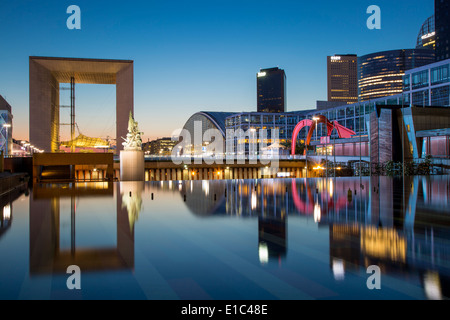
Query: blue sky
0 0 434 141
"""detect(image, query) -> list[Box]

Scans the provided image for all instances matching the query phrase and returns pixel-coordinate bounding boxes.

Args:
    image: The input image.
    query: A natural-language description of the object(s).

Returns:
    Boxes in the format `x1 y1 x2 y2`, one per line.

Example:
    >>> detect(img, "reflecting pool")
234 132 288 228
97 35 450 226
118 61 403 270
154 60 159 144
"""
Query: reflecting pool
0 176 449 300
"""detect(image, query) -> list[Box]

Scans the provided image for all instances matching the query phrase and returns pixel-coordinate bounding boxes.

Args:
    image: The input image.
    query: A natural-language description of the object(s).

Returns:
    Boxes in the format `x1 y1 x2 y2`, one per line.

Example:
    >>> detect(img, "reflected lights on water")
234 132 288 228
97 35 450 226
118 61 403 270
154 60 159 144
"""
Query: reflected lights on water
332 258 345 281
259 242 269 265
3 204 11 221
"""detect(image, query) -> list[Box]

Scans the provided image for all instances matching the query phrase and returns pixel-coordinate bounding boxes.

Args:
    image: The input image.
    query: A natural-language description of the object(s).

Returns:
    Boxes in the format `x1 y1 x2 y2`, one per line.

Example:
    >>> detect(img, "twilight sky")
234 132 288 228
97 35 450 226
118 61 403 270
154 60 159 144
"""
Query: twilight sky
0 0 434 142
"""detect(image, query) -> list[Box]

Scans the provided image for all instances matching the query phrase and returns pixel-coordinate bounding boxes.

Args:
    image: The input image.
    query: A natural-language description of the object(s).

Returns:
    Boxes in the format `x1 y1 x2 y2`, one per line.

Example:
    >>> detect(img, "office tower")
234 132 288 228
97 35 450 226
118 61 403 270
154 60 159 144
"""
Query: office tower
358 49 435 102
327 54 358 105
257 67 286 113
416 15 436 50
435 0 450 61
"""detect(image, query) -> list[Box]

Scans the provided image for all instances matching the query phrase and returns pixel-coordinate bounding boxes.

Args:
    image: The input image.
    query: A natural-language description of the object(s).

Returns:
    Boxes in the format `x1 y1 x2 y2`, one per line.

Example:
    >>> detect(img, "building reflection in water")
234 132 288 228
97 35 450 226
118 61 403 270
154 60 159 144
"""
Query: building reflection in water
179 179 288 265
0 185 28 240
29 182 139 275
155 176 450 299
26 176 450 298
0 204 12 238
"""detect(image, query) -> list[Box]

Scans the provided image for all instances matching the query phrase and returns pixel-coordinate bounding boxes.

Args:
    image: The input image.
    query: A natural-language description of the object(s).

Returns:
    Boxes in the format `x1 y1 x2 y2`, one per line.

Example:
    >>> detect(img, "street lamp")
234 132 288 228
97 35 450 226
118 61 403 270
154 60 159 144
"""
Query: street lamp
312 117 320 142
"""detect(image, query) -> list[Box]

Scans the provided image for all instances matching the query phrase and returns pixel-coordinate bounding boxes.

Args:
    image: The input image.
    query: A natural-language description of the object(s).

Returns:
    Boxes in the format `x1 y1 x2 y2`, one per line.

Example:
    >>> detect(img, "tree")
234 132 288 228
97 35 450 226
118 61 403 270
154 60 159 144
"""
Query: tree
417 155 432 175
281 140 314 155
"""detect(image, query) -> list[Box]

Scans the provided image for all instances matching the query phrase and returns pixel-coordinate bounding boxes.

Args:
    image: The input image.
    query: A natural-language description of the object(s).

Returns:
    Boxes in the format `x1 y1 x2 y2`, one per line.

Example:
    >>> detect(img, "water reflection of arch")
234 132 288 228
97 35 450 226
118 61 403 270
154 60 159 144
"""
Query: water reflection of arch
29 182 136 275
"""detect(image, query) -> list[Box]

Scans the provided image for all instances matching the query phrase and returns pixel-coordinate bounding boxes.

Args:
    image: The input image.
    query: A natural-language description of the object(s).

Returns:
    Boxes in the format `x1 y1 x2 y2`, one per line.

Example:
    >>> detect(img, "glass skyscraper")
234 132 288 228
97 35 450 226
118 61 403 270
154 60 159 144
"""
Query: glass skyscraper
435 0 450 61
358 49 435 102
257 67 286 113
416 15 436 50
327 54 358 105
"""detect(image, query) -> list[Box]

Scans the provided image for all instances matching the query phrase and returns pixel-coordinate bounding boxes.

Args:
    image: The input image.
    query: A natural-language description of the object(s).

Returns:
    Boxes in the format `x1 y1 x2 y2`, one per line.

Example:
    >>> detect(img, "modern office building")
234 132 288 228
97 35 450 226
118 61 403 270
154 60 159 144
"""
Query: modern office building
416 15 436 50
358 49 435 102
435 0 449 61
181 87 449 167
257 68 286 113
224 101 450 165
180 112 237 157
403 58 450 107
225 111 308 157
145 137 178 156
370 105 450 163
327 54 358 105
0 95 13 155
224 95 404 155
316 101 346 110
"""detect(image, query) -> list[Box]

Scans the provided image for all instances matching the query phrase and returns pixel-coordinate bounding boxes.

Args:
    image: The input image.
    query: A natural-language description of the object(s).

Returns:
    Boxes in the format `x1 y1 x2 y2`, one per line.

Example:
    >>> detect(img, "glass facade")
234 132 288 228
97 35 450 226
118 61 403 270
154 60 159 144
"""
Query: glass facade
403 59 450 107
416 15 436 50
327 55 358 105
431 63 449 84
412 70 429 90
431 85 450 106
358 49 435 102
224 95 400 156
182 112 236 156
257 68 286 113
435 0 450 61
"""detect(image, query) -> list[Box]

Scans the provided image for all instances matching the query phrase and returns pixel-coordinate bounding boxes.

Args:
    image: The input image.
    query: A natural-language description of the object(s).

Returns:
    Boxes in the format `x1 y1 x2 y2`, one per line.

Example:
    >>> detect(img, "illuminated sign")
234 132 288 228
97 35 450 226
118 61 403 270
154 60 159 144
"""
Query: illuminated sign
422 32 436 40
257 72 267 78
331 56 341 61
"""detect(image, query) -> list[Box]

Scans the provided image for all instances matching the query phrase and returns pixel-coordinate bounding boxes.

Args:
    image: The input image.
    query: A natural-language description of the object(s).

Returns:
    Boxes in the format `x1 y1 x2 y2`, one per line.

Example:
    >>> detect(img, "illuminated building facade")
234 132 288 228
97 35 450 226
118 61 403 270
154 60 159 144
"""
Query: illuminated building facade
403 58 450 107
145 137 178 156
416 16 436 50
257 68 286 113
435 0 450 61
181 112 236 156
358 49 435 102
327 54 358 105
225 112 308 157
0 95 13 155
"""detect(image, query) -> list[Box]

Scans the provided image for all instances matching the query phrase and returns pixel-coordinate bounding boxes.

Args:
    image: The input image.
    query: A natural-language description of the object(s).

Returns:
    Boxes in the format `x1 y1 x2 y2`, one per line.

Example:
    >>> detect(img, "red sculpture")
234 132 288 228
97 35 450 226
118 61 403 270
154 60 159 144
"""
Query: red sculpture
291 115 356 155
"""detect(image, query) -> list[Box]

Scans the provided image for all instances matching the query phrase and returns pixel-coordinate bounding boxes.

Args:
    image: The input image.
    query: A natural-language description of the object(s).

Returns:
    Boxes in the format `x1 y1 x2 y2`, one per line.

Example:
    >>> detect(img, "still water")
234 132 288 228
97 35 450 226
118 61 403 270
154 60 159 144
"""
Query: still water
0 176 449 300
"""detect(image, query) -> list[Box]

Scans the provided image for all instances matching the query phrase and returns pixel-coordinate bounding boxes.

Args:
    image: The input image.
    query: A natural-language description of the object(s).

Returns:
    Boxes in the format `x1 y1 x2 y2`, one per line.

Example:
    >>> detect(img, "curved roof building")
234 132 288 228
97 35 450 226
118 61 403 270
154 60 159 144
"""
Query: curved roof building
181 112 237 156
358 49 435 102
416 15 436 50
183 112 237 137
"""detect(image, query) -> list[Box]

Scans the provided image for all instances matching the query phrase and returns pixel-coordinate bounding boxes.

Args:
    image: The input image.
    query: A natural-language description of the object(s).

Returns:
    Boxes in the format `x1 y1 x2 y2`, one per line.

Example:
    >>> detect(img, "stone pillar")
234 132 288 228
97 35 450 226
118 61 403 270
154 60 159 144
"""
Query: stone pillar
116 63 134 154
120 150 145 181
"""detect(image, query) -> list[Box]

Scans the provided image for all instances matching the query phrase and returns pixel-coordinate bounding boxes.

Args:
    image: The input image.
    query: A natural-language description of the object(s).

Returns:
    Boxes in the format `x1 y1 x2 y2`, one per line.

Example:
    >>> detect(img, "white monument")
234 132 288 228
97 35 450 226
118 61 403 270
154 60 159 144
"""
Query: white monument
120 112 145 181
